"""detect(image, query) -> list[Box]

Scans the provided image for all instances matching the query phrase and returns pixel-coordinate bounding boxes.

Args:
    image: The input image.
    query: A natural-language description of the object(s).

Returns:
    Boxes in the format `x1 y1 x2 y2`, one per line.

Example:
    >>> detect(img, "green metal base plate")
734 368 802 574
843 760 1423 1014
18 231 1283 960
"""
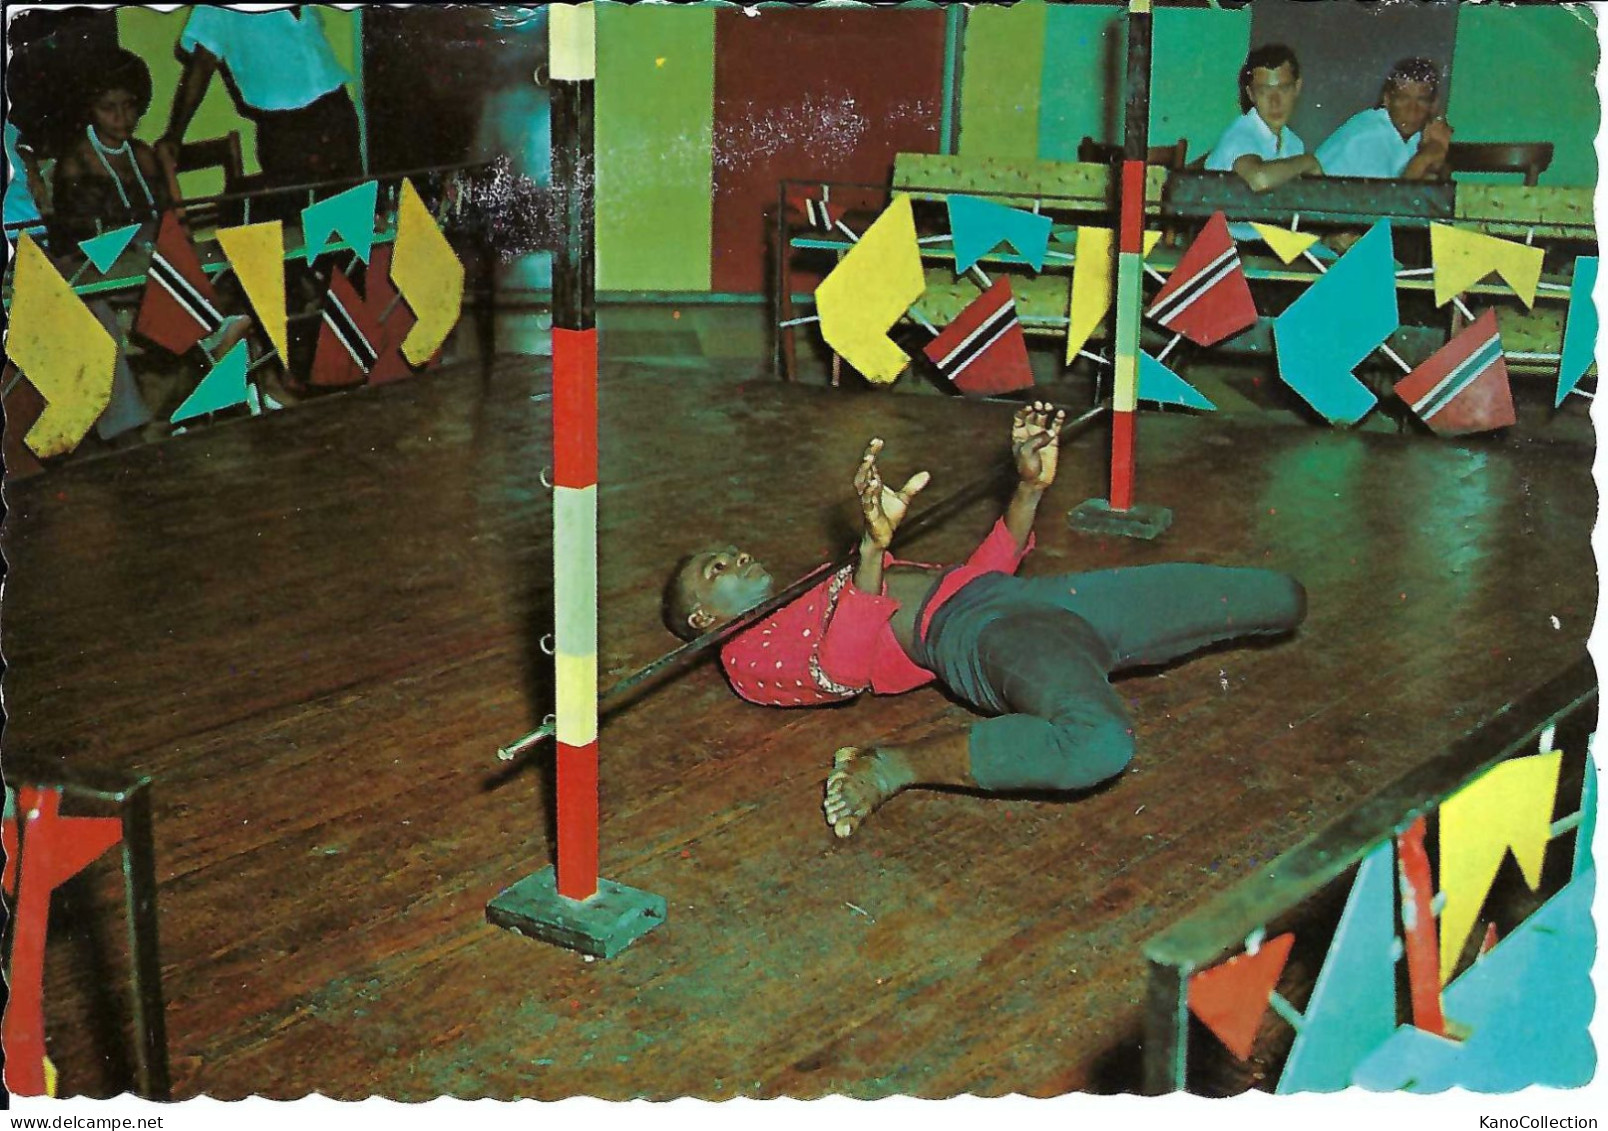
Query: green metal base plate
1067 498 1174 541
486 867 666 958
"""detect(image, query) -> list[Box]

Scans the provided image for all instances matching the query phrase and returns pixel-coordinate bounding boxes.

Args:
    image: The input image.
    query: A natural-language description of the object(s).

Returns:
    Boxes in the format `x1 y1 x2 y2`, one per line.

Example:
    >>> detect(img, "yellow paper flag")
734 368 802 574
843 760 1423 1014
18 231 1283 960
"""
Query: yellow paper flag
1250 223 1321 265
8 234 118 458
1438 749 1562 983
393 178 464 366
1065 227 1163 363
1430 223 1545 308
815 194 925 385
215 221 287 361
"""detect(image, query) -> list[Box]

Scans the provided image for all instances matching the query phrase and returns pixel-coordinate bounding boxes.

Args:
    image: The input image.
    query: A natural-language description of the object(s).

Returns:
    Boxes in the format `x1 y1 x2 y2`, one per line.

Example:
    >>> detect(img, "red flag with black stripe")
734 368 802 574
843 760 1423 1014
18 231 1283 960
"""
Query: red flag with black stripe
922 277 1034 396
1393 308 1515 435
310 268 382 387
364 245 419 386
134 211 227 354
1146 211 1257 347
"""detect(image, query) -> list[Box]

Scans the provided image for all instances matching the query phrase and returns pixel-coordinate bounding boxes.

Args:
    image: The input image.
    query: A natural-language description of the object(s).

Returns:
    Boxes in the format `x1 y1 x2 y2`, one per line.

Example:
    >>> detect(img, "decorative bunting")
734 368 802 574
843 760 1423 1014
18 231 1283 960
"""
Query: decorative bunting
786 186 846 233
1573 750 1596 879
1250 223 1321 265
1187 932 1295 1060
815 194 925 385
1556 257 1597 406
1144 212 1257 346
77 223 142 274
1064 226 1163 362
947 194 1054 274
1138 350 1215 411
1351 870 1596 1092
1278 843 1398 1094
1392 309 1515 435
310 270 382 387
7 234 118 459
363 245 420 386
170 340 250 424
135 211 229 355
1272 220 1397 425
300 180 379 264
215 222 289 361
1430 223 1545 308
1438 750 1562 984
921 277 1033 396
1396 817 1446 1034
392 179 465 367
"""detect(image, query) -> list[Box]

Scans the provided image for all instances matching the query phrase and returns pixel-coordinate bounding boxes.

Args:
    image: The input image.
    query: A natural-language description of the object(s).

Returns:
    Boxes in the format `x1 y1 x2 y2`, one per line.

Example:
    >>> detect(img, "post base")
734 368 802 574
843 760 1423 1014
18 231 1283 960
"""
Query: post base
1067 498 1173 541
486 866 666 958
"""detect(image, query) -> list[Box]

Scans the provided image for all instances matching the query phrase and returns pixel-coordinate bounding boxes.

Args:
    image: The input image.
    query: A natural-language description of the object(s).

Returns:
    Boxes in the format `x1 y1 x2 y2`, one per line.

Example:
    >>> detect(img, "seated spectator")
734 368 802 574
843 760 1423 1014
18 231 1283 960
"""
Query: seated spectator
1314 57 1453 181
1206 43 1322 193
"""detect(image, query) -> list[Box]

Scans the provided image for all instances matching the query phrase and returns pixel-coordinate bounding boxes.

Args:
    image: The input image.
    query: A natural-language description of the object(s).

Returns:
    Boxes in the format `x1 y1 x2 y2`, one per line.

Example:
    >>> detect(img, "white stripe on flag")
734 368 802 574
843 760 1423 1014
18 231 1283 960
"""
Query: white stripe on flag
936 299 1015 369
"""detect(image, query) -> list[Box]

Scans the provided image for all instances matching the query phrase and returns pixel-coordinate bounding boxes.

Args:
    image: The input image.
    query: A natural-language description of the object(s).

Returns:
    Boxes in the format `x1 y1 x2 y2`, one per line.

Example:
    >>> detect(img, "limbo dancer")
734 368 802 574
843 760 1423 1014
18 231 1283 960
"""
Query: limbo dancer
665 403 1308 838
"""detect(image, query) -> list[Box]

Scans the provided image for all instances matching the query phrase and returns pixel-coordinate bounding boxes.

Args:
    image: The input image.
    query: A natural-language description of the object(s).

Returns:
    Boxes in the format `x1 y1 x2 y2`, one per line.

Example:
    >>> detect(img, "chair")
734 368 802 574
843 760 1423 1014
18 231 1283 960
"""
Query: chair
159 131 246 226
1077 136 1190 171
1445 141 1554 186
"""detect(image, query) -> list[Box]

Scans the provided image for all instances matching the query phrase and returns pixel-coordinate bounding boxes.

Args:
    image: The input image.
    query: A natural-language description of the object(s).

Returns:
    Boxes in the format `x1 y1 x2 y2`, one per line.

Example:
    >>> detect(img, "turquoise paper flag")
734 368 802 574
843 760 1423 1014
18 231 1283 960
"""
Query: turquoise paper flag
948 194 1053 274
1277 843 1398 1093
1273 221 1397 425
301 180 379 264
1350 871 1596 1092
1574 751 1596 879
78 224 142 273
170 340 249 424
1555 256 1597 406
1139 350 1215 411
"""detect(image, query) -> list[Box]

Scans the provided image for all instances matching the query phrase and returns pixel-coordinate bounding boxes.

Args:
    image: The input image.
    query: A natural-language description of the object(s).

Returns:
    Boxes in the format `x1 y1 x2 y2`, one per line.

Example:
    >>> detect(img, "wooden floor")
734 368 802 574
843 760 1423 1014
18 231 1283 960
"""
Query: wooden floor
4 355 1595 1099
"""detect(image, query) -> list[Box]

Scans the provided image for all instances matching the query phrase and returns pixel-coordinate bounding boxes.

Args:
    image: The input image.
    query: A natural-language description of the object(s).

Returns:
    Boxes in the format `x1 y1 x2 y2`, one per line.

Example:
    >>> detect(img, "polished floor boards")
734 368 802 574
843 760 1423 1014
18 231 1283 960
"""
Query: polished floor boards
2 355 1594 1099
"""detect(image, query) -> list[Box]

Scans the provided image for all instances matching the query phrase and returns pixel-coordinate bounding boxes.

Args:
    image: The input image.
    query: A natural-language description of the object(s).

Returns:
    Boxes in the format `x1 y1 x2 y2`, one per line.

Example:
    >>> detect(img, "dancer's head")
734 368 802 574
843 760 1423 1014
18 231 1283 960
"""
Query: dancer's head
664 545 774 640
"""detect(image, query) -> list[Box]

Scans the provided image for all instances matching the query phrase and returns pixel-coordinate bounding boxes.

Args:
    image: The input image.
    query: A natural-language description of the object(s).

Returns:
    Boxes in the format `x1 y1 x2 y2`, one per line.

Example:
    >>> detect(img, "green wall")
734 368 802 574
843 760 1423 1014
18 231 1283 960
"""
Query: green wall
595 2 715 292
1446 6 1599 187
118 5 362 200
958 0 1047 161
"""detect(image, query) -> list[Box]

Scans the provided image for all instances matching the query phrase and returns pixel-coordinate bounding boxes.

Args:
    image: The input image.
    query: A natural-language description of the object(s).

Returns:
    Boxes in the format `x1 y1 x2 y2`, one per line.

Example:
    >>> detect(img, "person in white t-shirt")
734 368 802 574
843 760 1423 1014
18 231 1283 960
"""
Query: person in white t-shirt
155 6 362 195
1314 57 1453 182
1205 44 1323 193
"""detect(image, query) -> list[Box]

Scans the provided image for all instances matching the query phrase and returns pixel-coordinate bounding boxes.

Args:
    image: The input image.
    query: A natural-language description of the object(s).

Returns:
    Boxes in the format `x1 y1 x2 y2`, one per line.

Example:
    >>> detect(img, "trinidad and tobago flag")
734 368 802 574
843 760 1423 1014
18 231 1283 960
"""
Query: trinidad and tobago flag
1145 211 1257 347
1393 308 1516 435
922 277 1034 396
310 247 418 387
135 211 228 354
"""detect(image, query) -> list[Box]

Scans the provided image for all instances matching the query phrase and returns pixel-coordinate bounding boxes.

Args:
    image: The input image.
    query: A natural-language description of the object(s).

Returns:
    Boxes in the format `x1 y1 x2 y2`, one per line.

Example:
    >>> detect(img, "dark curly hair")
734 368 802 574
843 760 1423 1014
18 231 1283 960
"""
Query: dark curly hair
80 47 153 120
1382 56 1441 101
1237 44 1301 113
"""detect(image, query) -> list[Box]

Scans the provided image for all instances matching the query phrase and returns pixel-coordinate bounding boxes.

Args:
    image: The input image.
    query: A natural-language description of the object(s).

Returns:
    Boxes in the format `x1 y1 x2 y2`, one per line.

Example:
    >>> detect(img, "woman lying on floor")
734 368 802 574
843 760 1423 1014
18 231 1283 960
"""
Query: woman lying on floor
665 402 1307 839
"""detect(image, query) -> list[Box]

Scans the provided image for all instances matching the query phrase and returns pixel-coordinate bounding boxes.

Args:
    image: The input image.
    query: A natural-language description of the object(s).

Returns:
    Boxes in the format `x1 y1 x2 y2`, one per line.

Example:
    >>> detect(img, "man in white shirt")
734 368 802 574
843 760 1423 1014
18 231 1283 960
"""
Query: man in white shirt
1205 44 1323 193
156 6 362 194
1314 57 1453 181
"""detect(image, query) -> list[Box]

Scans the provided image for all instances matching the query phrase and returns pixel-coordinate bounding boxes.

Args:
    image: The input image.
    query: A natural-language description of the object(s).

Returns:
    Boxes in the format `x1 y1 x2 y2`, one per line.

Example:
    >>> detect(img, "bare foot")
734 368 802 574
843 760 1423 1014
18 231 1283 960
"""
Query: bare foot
823 747 912 839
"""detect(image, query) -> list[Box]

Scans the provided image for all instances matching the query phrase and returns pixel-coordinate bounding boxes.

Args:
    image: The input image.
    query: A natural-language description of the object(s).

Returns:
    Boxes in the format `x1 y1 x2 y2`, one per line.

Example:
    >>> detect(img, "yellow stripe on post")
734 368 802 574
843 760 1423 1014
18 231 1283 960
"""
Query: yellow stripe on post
555 650 599 747
551 3 598 82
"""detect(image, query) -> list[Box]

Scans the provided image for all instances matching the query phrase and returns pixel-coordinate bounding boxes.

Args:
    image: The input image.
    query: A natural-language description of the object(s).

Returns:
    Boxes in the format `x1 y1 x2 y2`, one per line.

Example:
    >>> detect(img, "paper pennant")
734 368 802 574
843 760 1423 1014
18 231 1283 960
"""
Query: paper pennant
77 223 142 274
215 222 288 361
1556 257 1597 406
311 269 381 387
301 180 379 264
1430 223 1545 308
1272 220 1397 425
392 179 464 367
135 212 231 355
1573 750 1596 879
1396 817 1446 1033
1439 750 1562 984
1250 223 1321 265
363 245 420 385
170 340 250 424
816 194 925 385
1352 871 1596 1092
1187 932 1295 1060
1064 226 1163 362
947 194 1054 274
1392 308 1515 435
7 234 118 458
1278 843 1398 1094
1145 212 1257 346
922 277 1034 395
1139 350 1215 410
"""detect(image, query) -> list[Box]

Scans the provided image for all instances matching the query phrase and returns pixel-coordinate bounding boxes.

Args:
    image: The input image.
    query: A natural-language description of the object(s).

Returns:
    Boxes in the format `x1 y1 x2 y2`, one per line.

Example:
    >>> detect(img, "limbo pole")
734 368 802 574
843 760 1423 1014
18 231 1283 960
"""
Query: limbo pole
487 3 665 958
1069 0 1172 540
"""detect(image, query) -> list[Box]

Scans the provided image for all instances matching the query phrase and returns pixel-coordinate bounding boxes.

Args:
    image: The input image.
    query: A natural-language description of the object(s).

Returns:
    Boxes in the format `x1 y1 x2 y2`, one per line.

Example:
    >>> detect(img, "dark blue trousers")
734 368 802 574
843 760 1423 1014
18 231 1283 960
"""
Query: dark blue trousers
912 567 1306 792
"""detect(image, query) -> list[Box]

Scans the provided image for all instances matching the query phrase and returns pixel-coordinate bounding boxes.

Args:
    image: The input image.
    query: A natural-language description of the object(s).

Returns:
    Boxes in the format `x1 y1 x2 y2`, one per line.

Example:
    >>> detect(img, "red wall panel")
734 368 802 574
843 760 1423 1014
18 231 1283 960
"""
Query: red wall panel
711 9 946 295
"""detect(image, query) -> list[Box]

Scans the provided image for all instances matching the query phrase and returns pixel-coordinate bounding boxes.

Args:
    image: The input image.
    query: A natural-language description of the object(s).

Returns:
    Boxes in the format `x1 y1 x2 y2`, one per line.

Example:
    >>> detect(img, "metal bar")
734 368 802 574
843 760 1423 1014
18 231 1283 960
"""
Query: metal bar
120 779 171 1100
497 401 1112 762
